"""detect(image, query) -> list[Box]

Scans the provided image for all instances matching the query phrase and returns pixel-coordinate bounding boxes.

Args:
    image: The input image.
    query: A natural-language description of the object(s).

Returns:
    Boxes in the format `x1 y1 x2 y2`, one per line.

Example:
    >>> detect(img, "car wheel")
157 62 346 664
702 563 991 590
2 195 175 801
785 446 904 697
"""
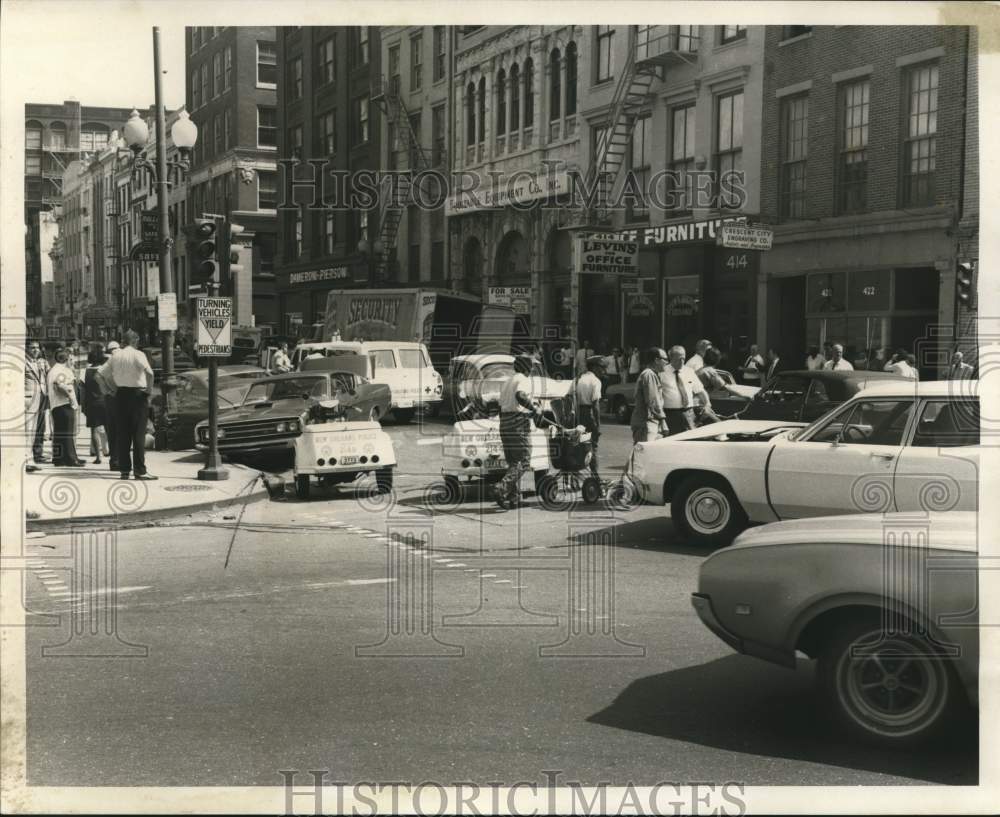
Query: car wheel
375 466 394 494
295 475 311 500
818 615 960 746
581 475 603 504
613 397 630 425
394 408 415 424
670 475 747 547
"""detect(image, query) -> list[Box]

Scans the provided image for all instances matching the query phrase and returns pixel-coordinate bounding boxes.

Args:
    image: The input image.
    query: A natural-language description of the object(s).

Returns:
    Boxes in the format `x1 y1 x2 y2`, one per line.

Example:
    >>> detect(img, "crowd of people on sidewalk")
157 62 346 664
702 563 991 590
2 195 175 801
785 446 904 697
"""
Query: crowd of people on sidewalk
23 330 159 480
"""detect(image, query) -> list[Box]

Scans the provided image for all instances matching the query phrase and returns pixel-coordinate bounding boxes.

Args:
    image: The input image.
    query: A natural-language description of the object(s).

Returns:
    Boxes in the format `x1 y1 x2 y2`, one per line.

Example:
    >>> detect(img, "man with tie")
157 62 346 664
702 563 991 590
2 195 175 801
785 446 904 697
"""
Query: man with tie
24 340 51 464
660 345 709 436
738 343 765 385
945 351 974 380
763 347 786 384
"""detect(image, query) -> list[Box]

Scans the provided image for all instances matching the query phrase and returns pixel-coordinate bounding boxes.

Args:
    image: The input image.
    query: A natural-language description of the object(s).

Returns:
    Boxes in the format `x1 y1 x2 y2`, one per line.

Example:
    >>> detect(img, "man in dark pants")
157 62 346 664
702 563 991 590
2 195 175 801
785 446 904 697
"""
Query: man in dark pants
24 340 50 463
576 355 604 475
99 330 157 481
496 355 542 508
96 340 121 471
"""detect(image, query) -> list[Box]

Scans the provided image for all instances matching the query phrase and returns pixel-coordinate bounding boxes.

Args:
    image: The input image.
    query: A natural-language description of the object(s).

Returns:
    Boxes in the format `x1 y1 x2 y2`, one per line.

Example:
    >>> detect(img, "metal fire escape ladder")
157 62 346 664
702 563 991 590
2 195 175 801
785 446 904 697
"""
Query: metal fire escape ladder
371 77 436 281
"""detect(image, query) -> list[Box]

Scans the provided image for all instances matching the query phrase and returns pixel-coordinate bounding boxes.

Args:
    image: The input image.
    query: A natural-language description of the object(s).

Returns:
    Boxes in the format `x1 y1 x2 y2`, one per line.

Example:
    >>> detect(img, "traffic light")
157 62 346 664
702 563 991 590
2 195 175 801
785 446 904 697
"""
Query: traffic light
956 261 976 307
188 218 219 286
225 223 245 281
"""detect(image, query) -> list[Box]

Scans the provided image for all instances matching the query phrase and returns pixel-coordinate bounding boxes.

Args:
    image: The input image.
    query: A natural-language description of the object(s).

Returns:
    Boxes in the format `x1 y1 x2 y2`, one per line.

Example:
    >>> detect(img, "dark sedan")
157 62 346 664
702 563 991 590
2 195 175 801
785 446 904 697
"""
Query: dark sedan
605 369 758 424
740 369 902 423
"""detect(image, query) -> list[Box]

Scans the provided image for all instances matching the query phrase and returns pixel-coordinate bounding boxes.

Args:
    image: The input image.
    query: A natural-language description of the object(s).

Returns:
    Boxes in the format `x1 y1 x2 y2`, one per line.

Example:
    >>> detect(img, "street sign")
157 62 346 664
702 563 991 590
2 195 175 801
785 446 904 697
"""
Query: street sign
130 241 159 262
196 296 233 357
575 236 639 276
141 210 159 243
719 224 773 251
488 286 530 314
157 292 177 332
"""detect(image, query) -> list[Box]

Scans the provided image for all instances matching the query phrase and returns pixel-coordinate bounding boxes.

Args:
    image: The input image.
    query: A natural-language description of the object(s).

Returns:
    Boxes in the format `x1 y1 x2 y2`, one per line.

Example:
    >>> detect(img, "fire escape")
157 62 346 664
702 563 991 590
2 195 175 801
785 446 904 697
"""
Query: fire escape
580 25 698 226
370 76 437 283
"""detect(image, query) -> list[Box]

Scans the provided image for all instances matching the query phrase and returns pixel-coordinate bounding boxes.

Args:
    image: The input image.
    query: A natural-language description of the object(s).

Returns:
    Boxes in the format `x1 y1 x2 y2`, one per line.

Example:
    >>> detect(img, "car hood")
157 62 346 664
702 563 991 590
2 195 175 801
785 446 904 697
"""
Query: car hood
728 512 978 553
725 384 760 399
211 398 310 424
645 418 807 443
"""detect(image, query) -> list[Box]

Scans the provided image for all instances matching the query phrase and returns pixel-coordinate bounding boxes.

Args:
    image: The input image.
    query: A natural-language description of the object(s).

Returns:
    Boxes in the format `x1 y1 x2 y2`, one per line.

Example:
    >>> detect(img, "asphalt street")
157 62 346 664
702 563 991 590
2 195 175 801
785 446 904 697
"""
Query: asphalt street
21 418 977 787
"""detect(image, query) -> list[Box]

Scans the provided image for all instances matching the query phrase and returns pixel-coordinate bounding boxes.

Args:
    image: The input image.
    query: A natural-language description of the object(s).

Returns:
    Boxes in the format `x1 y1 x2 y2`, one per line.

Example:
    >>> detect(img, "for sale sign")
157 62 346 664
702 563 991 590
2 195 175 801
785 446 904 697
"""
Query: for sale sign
196 297 232 357
488 286 531 314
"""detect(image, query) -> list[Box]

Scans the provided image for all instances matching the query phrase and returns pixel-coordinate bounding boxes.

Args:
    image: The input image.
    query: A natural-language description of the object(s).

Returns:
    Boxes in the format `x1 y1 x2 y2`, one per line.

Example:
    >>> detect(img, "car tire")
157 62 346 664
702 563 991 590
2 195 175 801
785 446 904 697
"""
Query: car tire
613 397 630 425
670 474 747 548
394 408 415 424
375 466 394 494
818 614 961 746
581 475 603 505
295 475 311 500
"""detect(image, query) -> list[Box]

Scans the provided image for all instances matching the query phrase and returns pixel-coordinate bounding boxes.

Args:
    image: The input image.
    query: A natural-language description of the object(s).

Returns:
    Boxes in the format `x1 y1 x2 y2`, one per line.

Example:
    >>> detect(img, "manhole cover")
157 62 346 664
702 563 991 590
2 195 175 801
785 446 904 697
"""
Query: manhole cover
163 484 214 492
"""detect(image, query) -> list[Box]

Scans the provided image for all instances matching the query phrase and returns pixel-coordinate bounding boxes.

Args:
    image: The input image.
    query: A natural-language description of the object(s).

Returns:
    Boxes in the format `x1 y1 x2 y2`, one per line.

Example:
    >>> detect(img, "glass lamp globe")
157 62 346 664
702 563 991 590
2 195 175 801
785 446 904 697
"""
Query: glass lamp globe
170 110 198 149
123 110 149 149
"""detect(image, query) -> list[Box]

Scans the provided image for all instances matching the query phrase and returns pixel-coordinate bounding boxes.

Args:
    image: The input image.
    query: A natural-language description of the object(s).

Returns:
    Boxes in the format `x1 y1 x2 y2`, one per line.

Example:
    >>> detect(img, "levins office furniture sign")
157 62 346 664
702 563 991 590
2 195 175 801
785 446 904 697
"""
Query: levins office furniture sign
575 236 639 276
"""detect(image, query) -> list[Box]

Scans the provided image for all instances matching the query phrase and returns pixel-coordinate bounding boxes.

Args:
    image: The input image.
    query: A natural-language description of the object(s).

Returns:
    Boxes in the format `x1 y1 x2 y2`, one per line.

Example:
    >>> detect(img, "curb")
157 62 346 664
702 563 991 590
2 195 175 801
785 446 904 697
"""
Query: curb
25 478 270 534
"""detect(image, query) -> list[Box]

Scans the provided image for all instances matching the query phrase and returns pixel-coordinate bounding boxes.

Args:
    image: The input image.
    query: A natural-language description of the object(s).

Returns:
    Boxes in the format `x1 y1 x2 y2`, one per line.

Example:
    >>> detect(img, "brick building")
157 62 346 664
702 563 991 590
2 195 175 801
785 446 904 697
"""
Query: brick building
758 25 977 376
185 25 279 333
273 25 382 337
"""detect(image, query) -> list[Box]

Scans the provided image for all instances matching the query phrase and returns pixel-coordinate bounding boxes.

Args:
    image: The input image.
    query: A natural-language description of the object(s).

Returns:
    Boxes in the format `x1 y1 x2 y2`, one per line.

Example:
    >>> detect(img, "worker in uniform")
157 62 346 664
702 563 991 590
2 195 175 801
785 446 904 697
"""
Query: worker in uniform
495 355 543 509
576 355 604 476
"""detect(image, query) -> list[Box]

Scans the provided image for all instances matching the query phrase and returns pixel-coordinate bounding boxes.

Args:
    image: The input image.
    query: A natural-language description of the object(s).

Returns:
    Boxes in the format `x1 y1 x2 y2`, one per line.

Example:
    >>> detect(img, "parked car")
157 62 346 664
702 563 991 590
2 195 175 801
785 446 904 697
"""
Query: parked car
150 365 268 450
142 347 196 380
606 369 898 425
194 356 390 455
692 511 978 745
628 381 980 547
436 353 548 418
605 369 760 423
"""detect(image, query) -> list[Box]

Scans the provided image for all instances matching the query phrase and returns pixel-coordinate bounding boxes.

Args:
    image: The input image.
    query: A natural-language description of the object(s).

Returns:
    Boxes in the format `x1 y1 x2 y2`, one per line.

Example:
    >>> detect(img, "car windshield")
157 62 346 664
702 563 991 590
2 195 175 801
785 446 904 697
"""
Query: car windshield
245 376 327 403
398 348 429 369
479 363 514 381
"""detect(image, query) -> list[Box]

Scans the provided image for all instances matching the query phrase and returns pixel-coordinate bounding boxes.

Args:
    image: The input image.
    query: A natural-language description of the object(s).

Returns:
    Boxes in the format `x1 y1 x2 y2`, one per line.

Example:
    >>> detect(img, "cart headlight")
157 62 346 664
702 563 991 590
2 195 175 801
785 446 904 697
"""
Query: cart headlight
198 427 208 441
217 428 226 439
288 420 300 432
465 445 478 457
276 422 287 432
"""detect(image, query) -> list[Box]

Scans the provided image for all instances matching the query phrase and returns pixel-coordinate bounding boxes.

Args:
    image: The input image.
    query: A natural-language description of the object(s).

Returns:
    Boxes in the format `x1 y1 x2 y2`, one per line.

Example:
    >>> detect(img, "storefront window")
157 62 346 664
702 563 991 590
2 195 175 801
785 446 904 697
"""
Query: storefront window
846 269 891 312
806 271 847 313
894 267 938 310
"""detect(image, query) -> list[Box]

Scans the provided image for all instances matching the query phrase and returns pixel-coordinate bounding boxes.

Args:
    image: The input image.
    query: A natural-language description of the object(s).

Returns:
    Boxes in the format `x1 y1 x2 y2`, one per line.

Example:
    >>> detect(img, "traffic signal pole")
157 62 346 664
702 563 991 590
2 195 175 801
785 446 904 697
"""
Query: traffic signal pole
198 213 229 482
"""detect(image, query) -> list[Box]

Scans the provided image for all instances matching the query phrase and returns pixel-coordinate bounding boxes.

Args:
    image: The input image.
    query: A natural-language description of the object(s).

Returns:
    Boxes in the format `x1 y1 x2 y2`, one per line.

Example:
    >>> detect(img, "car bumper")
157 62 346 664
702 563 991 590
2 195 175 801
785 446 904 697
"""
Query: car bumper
195 438 296 454
691 593 743 653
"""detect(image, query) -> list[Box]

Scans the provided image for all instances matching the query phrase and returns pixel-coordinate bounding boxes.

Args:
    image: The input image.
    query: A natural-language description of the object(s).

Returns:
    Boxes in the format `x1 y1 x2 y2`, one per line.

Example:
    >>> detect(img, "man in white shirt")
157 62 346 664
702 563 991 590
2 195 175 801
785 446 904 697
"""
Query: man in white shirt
883 350 916 379
738 344 765 385
686 339 712 372
496 355 543 508
576 356 604 475
575 340 594 376
271 343 292 373
823 344 854 371
628 346 641 383
805 345 826 371
46 347 84 467
99 329 156 480
660 345 709 435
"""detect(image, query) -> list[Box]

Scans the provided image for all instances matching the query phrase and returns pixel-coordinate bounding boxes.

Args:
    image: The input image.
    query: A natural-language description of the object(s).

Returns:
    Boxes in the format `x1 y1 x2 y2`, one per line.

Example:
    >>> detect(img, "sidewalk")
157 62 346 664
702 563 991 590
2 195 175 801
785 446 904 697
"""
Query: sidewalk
23 426 268 530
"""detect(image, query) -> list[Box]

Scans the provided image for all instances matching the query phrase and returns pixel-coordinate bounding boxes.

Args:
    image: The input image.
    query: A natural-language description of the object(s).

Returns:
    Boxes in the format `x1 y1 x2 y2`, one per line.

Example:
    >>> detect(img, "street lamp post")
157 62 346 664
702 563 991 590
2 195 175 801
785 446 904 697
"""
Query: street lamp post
120 27 198 423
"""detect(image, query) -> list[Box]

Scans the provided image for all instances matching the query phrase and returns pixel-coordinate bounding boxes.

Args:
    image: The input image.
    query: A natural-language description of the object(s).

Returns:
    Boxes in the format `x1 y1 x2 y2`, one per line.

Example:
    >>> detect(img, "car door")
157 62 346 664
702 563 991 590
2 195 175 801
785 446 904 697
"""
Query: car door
706 370 752 416
368 349 402 405
893 398 980 512
800 377 841 422
766 397 916 519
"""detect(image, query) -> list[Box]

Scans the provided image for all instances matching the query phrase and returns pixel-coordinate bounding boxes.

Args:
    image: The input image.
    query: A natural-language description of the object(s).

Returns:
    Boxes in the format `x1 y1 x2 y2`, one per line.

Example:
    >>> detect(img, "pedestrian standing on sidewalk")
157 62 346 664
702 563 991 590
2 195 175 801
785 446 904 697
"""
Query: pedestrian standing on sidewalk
627 345 641 383
737 344 765 385
823 343 854 371
46 347 84 467
82 348 110 465
99 329 157 481
660 345 709 435
576 356 604 476
630 347 669 444
96 341 121 472
24 340 50 464
496 355 543 508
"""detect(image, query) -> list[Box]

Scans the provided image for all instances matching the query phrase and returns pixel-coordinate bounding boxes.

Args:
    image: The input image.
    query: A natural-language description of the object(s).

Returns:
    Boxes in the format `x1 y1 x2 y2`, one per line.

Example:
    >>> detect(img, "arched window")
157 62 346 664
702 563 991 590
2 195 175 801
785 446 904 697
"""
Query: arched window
523 59 534 128
466 82 476 146
496 69 507 136
549 49 561 121
565 42 578 116
25 120 43 150
80 123 110 152
49 121 67 150
509 64 520 131
477 77 486 142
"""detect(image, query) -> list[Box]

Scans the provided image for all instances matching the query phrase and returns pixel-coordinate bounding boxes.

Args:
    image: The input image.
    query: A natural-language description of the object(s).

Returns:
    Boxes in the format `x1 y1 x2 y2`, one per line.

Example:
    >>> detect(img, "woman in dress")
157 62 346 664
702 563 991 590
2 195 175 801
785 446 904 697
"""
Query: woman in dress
82 347 110 464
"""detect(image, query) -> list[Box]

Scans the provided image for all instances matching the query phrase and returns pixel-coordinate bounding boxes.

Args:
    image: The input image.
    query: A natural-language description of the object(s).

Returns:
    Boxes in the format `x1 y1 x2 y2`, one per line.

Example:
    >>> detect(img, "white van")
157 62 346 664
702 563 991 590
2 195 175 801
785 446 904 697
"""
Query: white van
291 340 442 422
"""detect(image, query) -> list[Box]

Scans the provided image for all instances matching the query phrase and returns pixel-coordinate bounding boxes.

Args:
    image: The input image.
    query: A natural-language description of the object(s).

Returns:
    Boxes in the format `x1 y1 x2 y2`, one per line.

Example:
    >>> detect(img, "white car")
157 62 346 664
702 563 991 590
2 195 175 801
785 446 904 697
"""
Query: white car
629 381 980 547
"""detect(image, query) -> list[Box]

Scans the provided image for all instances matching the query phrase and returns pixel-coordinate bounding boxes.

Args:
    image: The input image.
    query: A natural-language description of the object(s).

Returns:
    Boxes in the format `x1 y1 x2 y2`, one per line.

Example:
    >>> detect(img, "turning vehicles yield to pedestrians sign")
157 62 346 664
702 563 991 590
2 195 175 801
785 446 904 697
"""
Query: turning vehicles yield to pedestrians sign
196 297 232 357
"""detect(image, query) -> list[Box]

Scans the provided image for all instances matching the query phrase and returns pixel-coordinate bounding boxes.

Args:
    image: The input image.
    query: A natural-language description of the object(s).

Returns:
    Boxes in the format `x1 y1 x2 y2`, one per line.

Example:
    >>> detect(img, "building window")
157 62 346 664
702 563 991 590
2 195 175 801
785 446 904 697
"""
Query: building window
628 114 651 221
285 207 303 259
288 124 303 159
316 36 335 86
257 41 277 87
257 170 277 209
49 122 66 150
316 209 335 255
257 106 277 147
903 63 938 207
780 95 808 220
354 96 369 144
837 79 869 214
431 240 444 281
214 115 223 154
287 56 303 101
317 110 336 156
192 27 201 52
213 53 223 97
192 69 200 109
565 42 578 116
675 25 699 53
720 25 747 43
408 112 422 167
224 46 233 90
200 64 209 108
466 82 476 147
356 27 370 66
388 45 401 96
26 122 42 149
509 64 521 133
80 131 94 151
549 49 561 120
715 89 744 209
387 122 398 170
408 240 421 282
224 109 232 150
596 25 614 83
410 34 423 92
496 69 507 136
432 104 445 166
433 26 446 82
781 25 812 40
357 208 369 244
524 59 534 128
477 77 486 143
26 155 41 175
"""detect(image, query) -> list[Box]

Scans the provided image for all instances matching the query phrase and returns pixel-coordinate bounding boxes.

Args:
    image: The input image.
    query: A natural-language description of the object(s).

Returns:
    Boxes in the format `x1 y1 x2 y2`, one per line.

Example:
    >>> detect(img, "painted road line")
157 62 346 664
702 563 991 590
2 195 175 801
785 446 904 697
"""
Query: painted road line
26 532 46 539
364 534 384 539
345 578 397 586
481 573 497 578
435 559 453 563
449 563 467 567
416 437 444 446
34 571 59 578
493 579 512 584
39 577 65 585
47 591 73 598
